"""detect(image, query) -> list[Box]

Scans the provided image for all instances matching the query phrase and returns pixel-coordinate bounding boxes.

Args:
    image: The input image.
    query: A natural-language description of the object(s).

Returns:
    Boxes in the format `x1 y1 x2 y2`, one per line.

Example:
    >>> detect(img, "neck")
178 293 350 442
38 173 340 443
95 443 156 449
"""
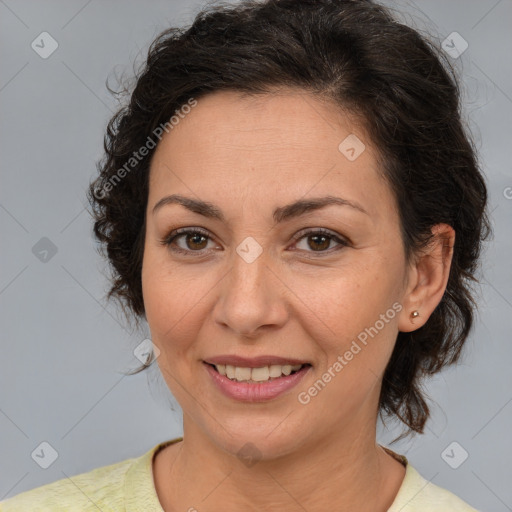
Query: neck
155 415 405 512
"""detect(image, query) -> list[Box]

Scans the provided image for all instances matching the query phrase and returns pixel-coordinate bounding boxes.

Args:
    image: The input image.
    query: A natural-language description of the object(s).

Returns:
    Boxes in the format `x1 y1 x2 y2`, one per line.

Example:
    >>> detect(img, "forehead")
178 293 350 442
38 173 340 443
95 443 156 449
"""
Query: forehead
154 89 368 155
148 90 391 221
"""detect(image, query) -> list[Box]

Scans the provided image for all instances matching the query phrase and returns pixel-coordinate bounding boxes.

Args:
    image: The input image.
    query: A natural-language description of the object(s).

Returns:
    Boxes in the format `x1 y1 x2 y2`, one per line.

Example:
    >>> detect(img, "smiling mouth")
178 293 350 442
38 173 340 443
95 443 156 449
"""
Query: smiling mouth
205 362 311 383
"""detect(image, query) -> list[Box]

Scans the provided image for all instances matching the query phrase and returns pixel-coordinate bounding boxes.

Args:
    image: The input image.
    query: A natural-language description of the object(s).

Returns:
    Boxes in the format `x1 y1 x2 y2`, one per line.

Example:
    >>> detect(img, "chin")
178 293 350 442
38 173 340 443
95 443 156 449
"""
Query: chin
202 414 307 463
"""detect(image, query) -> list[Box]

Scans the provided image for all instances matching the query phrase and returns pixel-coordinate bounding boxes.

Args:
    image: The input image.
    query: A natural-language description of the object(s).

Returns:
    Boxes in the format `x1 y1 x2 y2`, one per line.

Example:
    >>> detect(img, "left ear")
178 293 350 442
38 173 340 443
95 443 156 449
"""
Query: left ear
398 223 456 333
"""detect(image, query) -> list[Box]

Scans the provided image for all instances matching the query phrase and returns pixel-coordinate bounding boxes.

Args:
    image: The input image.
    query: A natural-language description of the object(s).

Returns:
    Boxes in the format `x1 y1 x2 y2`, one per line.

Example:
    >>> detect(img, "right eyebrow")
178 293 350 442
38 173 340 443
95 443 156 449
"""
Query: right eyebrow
152 194 226 221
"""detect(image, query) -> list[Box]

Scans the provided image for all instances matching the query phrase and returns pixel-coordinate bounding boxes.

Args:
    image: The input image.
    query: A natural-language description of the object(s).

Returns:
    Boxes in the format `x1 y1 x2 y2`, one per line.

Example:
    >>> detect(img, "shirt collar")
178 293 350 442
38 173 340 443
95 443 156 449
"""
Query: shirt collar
124 437 183 511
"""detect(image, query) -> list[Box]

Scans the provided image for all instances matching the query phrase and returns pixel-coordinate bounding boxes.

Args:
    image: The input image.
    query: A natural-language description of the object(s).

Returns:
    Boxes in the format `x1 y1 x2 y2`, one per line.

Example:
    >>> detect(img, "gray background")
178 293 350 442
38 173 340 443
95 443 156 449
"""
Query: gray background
0 0 511 509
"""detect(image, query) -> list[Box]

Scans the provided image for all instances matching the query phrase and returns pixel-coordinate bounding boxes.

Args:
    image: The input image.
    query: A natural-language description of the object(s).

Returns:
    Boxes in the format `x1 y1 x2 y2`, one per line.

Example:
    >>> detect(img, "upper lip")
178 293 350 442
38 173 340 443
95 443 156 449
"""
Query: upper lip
204 355 310 368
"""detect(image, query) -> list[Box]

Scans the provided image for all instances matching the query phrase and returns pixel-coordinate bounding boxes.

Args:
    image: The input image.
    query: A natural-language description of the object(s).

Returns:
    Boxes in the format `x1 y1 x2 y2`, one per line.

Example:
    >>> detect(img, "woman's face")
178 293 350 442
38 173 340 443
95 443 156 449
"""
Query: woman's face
141 90 413 458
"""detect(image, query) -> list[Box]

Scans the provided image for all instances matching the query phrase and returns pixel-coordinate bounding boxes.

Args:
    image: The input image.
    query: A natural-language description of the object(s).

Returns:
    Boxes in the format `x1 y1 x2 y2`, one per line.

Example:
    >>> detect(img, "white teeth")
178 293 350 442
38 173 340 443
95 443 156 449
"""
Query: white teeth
251 366 270 382
282 364 292 376
235 366 251 381
213 363 304 382
269 364 282 378
226 364 235 379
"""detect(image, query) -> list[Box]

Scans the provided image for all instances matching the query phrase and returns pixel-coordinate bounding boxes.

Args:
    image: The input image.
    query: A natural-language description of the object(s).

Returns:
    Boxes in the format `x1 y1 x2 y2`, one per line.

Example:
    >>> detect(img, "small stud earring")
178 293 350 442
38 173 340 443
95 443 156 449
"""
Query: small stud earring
410 310 419 319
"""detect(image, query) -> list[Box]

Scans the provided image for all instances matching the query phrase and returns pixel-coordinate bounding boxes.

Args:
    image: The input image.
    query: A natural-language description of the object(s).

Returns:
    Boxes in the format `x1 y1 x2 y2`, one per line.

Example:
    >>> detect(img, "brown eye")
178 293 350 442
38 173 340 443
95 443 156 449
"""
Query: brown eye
293 229 348 255
305 234 331 251
160 227 216 254
184 232 208 250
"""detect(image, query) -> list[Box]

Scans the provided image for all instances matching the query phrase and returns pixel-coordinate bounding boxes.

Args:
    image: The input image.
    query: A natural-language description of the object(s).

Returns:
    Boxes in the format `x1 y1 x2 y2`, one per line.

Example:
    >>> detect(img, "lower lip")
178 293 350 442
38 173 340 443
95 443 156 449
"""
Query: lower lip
204 363 311 402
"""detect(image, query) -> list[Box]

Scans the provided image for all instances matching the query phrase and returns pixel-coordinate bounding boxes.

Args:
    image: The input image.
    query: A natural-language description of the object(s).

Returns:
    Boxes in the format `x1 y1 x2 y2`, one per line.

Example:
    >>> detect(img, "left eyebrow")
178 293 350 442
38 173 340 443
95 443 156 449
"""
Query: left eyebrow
272 196 369 223
151 194 369 223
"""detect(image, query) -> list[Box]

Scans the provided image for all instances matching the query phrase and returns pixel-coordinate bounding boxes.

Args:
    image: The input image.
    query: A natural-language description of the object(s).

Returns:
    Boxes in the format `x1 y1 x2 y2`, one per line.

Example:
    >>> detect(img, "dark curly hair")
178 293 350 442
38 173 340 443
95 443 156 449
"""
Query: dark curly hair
87 0 491 441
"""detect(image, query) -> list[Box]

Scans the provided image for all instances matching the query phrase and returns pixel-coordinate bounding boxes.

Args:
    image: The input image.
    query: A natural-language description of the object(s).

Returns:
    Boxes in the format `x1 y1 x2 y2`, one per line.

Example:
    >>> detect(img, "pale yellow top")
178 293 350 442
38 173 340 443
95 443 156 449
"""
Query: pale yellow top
0 438 479 511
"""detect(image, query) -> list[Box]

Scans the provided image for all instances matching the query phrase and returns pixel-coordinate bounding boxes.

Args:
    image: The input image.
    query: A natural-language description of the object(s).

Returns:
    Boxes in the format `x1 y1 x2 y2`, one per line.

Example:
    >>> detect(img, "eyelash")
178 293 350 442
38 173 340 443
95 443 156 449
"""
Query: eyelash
158 227 349 257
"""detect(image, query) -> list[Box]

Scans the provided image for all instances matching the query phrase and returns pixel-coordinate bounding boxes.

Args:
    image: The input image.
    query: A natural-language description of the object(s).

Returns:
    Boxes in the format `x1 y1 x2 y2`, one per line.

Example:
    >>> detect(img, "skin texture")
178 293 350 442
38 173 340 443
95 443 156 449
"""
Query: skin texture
141 89 455 511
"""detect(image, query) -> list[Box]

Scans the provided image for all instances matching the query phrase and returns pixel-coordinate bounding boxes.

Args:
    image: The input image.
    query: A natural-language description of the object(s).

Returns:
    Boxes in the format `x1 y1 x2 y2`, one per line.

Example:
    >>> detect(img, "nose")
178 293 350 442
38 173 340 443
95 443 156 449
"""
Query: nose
213 244 289 339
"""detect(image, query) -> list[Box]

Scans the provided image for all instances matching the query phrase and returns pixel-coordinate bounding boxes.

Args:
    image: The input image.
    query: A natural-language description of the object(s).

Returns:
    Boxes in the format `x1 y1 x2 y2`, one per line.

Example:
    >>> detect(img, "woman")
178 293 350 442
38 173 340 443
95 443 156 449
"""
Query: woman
1 0 490 510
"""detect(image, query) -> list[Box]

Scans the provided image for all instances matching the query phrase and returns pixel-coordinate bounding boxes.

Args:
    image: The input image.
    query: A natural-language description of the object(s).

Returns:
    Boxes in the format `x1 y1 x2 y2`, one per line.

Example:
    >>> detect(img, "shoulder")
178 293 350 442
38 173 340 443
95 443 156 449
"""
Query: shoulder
0 457 134 511
0 440 179 512
388 463 480 512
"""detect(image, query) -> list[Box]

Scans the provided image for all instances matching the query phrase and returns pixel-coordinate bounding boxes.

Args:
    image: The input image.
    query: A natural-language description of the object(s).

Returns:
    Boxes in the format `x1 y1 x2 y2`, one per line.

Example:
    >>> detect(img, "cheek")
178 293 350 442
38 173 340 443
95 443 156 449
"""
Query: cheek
289 256 402 405
293 271 400 421
143 277 195 346
141 249 194 349
141 248 222 366
141 262 206 398
293 257 398 341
